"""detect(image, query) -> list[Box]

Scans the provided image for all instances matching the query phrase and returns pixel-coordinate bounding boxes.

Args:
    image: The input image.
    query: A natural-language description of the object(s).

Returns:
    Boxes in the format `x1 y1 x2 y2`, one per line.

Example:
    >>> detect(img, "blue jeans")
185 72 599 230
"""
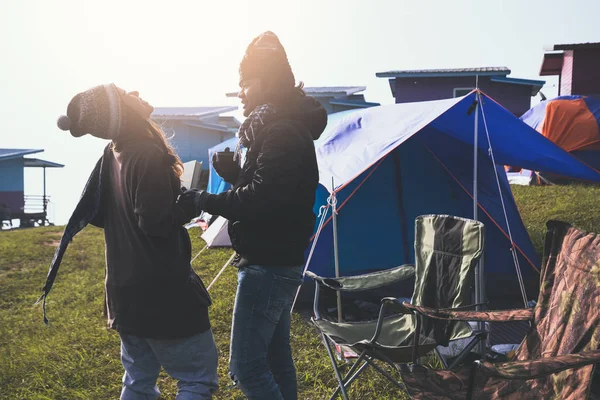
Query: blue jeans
119 329 218 400
229 265 303 400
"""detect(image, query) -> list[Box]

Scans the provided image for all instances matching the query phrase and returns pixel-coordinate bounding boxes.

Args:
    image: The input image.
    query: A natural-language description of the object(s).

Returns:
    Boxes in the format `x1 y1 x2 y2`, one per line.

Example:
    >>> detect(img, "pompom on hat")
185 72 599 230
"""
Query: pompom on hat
239 31 295 89
57 83 124 140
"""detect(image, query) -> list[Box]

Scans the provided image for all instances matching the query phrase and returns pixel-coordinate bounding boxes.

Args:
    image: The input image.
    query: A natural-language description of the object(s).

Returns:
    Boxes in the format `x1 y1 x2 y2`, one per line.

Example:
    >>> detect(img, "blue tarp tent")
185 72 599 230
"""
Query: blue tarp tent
308 91 600 307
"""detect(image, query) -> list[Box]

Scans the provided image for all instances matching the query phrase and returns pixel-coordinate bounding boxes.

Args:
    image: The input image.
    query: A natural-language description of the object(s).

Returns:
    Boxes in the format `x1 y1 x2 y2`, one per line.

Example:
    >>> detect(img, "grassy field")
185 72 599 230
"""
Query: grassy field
511 185 600 254
1 184 599 399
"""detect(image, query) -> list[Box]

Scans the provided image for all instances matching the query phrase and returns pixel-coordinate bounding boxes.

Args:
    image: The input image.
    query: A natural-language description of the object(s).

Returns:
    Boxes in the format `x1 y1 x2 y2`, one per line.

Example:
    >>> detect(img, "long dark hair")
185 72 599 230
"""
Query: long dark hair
147 119 184 179
112 113 184 181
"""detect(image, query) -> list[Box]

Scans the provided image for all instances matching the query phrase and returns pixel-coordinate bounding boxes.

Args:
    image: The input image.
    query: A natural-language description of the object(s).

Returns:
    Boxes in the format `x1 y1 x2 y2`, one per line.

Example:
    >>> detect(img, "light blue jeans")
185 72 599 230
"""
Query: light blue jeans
119 329 218 400
229 265 303 400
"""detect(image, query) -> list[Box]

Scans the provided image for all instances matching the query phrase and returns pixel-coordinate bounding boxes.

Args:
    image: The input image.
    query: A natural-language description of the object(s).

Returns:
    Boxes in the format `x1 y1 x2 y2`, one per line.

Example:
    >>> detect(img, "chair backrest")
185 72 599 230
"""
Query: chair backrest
518 221 600 359
411 214 485 345
515 221 600 396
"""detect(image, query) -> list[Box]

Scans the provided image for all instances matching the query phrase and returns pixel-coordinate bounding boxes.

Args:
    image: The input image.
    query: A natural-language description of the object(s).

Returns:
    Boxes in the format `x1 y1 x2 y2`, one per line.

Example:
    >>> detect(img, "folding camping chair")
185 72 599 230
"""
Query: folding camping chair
307 215 488 400
399 220 600 400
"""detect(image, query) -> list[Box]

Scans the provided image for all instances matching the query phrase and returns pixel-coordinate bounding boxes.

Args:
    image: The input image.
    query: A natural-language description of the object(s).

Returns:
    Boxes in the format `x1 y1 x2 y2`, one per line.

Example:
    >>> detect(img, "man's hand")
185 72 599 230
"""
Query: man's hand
212 149 241 185
177 188 210 221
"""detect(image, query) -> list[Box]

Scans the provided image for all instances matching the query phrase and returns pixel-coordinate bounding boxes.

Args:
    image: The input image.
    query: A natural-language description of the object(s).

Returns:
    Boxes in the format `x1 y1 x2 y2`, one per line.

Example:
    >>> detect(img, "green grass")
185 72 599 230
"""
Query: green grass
1 184 599 399
512 184 600 256
0 227 403 399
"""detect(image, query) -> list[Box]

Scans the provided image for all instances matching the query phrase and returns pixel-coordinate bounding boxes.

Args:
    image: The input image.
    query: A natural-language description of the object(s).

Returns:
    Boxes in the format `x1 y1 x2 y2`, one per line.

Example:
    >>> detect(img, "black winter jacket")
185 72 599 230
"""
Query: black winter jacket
102 143 211 339
203 95 327 266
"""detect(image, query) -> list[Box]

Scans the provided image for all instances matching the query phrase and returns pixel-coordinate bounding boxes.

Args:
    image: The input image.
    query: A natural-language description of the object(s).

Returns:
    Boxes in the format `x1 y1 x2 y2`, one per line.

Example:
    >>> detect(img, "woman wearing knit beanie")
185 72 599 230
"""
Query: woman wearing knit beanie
52 84 218 399
178 31 328 400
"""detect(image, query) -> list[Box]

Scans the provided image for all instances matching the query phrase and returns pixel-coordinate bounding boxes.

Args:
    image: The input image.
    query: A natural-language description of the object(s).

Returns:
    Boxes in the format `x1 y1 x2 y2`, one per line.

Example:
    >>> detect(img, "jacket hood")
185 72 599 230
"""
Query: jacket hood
277 95 327 140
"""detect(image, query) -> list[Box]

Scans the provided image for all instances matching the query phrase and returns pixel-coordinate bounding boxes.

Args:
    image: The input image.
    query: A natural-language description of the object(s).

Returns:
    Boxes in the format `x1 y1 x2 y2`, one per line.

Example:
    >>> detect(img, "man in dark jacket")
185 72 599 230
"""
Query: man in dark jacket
179 31 327 399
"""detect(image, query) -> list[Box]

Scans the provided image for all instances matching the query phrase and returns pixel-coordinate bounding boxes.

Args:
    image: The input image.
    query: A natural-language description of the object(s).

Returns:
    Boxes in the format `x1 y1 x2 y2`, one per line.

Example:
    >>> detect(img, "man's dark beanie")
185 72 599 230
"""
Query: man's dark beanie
239 31 295 89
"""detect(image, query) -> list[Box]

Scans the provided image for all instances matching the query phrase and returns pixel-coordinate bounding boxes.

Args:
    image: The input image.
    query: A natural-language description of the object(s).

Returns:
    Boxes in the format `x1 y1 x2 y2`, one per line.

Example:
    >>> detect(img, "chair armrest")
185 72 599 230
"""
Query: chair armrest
370 297 415 344
371 297 422 364
476 350 600 380
403 303 534 322
381 297 415 315
305 264 415 292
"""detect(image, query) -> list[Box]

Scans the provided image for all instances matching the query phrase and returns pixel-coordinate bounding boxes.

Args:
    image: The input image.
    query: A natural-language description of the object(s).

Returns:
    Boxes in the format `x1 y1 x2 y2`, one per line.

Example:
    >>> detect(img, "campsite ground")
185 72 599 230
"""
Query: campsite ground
1 184 599 399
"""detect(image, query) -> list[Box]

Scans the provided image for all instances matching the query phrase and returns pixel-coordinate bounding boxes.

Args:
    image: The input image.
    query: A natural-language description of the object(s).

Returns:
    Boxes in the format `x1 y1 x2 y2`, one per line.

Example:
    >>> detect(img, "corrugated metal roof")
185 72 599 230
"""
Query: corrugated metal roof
0 149 43 161
553 42 600 50
23 158 64 168
304 86 366 95
225 86 366 97
376 67 511 78
490 76 546 95
540 52 564 76
152 106 237 119
329 99 380 108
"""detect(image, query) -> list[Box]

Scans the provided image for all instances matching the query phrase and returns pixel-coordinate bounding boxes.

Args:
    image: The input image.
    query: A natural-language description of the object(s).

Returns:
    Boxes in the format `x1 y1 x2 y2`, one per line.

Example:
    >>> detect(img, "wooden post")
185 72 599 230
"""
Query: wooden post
43 167 48 225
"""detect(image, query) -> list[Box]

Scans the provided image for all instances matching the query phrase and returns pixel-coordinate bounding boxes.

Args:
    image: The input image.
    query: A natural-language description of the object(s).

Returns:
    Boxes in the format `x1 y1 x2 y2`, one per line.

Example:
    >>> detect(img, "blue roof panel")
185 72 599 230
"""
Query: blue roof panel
0 149 43 161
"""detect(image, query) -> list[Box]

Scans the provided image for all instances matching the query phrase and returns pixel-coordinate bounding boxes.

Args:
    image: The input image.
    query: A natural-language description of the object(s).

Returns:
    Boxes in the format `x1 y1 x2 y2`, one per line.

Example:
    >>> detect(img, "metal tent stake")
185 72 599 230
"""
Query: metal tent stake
332 178 343 323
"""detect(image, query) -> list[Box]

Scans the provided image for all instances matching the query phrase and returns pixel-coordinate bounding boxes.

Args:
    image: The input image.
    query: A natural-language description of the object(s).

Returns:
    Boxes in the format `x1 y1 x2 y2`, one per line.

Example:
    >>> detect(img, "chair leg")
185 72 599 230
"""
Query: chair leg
321 332 350 400
466 362 479 400
434 347 450 369
329 358 370 400
330 348 406 400
363 356 407 392
448 332 487 370
358 348 408 394
370 348 410 393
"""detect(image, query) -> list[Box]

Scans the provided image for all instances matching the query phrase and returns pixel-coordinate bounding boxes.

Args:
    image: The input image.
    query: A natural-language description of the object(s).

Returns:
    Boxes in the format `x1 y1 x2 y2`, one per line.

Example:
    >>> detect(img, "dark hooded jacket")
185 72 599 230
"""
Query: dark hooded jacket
101 141 211 339
202 94 327 267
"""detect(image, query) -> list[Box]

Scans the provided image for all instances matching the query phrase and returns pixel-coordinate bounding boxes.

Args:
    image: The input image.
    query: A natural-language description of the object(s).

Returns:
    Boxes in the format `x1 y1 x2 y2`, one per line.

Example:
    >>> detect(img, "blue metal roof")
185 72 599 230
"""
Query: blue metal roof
0 149 43 161
225 86 367 98
490 76 546 95
329 99 381 108
182 121 236 133
490 76 545 87
23 158 64 168
304 86 366 96
376 67 511 78
152 106 237 119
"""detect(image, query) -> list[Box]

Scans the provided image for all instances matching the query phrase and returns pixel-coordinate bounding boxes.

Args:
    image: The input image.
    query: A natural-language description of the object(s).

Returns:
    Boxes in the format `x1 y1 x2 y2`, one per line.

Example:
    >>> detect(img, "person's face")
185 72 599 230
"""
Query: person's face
117 88 154 119
238 78 266 117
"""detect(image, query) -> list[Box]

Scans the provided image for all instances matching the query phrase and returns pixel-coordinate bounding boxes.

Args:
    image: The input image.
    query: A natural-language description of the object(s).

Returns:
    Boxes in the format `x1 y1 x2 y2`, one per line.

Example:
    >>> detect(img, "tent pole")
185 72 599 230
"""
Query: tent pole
473 86 486 355
473 82 479 221
332 179 343 323
191 245 208 264
207 252 236 291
